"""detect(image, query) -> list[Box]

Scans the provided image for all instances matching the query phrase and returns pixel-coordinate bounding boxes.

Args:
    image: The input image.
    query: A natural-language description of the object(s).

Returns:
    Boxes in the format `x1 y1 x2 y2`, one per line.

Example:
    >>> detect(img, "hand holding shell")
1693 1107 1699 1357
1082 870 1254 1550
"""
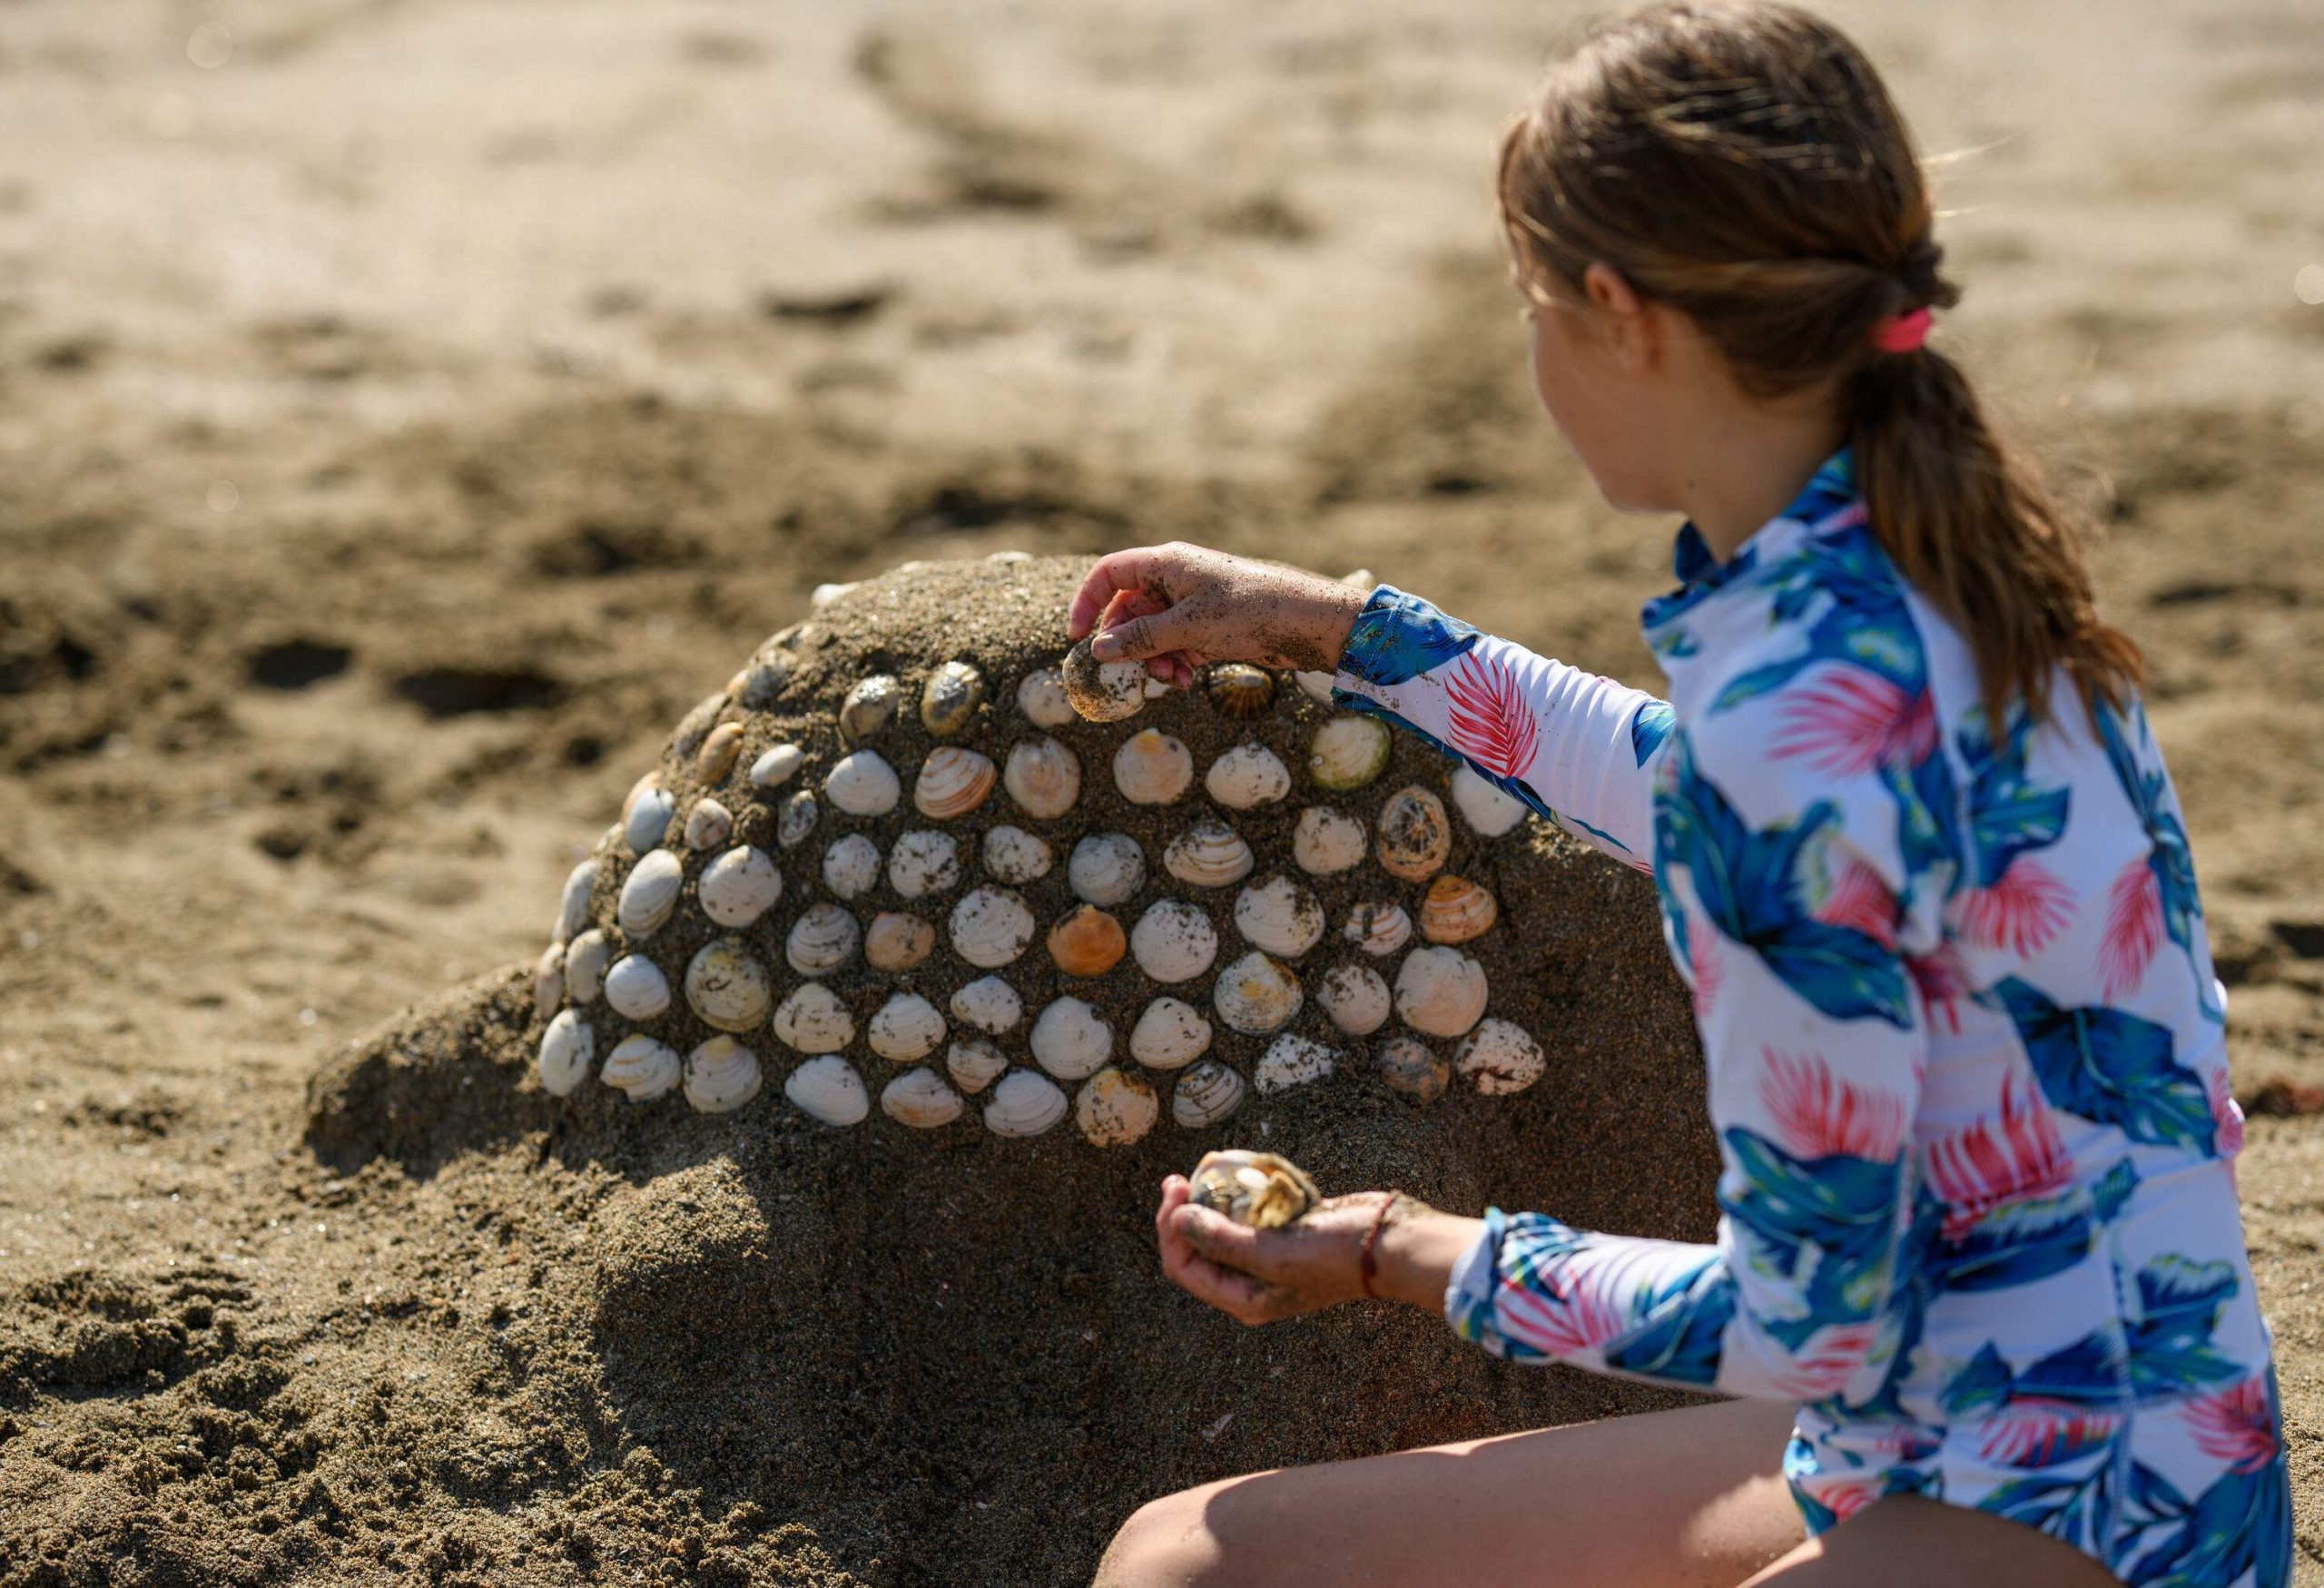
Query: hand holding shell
1064 544 1371 685
1157 1168 1415 1327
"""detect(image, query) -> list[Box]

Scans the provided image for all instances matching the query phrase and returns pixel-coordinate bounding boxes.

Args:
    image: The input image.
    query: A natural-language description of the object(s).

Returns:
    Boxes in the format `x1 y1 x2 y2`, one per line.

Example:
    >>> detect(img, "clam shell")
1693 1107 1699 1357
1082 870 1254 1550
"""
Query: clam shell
1255 1032 1337 1094
783 1052 868 1126
949 886 1036 969
1016 666 1074 728
1113 729 1194 806
1164 822 1254 889
1315 962 1392 1035
1455 1017 1546 1096
1128 900 1219 983
864 911 935 972
946 1036 1009 1093
1375 785 1452 883
1307 715 1391 792
617 850 685 937
538 1009 594 1097
980 824 1054 884
1452 765 1528 837
1002 735 1081 820
839 674 901 742
564 929 614 1003
920 660 985 736
700 845 782 927
673 690 727 759
532 943 565 1021
1047 903 1128 977
1128 996 1213 1070
949 974 1022 1036
983 1069 1068 1138
625 783 676 853
1204 742 1292 809
1029 996 1112 1080
684 938 772 1032
1061 639 1147 722
825 750 901 818
1393 945 1488 1037
1075 1066 1159 1148
554 858 600 943
772 981 856 1053
1292 669 1334 704
1291 806 1366 875
867 991 948 1062
1204 663 1275 718
1378 1036 1450 1103
1419 874 1498 944
1213 950 1303 1034
1189 1149 1316 1225
1068 832 1146 906
913 746 998 821
1170 1060 1247 1129
777 789 819 848
785 902 861 975
811 581 856 610
881 1067 965 1129
750 743 804 790
695 722 744 784
736 652 794 710
684 798 734 852
605 953 674 1021
601 1034 681 1102
1343 901 1413 957
822 833 881 901
1233 875 1325 959
685 1035 764 1113
887 830 962 900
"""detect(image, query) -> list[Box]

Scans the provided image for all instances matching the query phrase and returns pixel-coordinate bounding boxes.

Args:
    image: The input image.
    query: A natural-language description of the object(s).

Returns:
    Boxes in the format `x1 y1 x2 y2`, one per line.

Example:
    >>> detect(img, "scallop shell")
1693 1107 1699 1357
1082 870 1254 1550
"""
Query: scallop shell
554 858 598 943
1452 765 1528 837
864 911 936 972
1315 962 1392 1035
1061 639 1147 722
881 1067 965 1129
538 1009 593 1097
867 991 948 1062
913 746 997 821
1291 806 1366 875
1164 822 1254 889
983 1070 1068 1138
1419 875 1498 944
1213 950 1303 1034
605 953 674 1021
1170 1060 1246 1129
564 929 614 1003
945 1037 1009 1093
1189 1149 1315 1225
1128 996 1213 1070
700 845 782 927
1047 904 1128 977
1016 666 1075 728
684 938 772 1032
1233 875 1325 959
750 743 804 790
783 1052 868 1126
1377 1036 1449 1104
822 833 881 901
685 1035 764 1113
695 722 744 784
684 798 734 852
949 975 1022 1036
625 784 676 853
949 886 1036 969
772 981 856 1053
785 902 861 976
839 674 900 742
1343 901 1413 957
601 1034 681 1102
1128 900 1218 983
1204 663 1275 718
1375 785 1452 883
1307 715 1391 792
920 660 985 737
981 824 1053 884
1292 669 1334 704
777 788 819 848
1393 945 1488 1037
1002 735 1081 822
1075 1066 1159 1148
1112 729 1194 806
1255 1032 1337 1094
887 830 963 900
1453 1017 1547 1096
1029 996 1112 1080
1068 833 1146 907
825 750 901 818
1204 742 1292 810
532 943 565 1021
617 850 685 937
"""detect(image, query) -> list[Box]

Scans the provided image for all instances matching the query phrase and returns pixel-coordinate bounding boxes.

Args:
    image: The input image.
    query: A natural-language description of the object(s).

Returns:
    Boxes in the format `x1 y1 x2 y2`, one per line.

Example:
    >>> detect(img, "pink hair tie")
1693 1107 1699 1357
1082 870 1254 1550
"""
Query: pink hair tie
1872 307 1933 354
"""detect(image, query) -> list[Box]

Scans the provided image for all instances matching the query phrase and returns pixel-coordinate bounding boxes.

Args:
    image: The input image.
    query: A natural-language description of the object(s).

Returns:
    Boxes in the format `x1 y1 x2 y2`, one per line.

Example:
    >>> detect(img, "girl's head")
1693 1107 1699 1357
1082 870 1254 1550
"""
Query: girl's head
1502 0 2138 721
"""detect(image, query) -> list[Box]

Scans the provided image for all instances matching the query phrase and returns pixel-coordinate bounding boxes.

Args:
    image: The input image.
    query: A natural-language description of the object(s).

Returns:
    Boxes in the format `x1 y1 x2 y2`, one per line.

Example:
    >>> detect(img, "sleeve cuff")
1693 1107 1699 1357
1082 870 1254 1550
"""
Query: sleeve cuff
1443 1207 1510 1346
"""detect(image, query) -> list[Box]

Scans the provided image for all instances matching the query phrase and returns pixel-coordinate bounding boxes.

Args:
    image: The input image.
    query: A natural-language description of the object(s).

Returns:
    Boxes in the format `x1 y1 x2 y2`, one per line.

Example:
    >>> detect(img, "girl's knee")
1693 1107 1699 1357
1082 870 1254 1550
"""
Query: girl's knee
1092 1486 1230 1588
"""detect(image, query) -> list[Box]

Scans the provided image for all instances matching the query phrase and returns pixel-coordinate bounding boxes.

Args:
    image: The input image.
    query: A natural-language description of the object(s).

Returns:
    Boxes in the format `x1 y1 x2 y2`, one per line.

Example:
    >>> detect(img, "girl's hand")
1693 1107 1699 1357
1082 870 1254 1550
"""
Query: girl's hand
1066 544 1367 691
1154 1176 1482 1326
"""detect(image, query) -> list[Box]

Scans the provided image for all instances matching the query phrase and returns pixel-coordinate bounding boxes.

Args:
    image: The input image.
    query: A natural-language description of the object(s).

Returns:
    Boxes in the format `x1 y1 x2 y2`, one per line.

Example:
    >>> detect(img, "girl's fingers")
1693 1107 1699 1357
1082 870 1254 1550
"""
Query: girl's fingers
1068 549 1174 640
1090 602 1206 664
1170 1203 1265 1272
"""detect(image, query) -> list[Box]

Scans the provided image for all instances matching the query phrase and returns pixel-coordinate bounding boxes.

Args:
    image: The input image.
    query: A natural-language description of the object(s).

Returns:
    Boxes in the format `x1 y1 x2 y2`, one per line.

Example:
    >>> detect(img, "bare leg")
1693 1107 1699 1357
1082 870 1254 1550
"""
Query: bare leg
1094 1397 1803 1588
1741 1494 2122 1587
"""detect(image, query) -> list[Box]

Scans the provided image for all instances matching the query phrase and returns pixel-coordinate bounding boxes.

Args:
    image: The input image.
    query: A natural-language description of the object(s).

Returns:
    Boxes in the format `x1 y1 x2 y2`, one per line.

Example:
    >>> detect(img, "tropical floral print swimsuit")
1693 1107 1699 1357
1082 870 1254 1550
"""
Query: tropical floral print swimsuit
1329 455 2290 1586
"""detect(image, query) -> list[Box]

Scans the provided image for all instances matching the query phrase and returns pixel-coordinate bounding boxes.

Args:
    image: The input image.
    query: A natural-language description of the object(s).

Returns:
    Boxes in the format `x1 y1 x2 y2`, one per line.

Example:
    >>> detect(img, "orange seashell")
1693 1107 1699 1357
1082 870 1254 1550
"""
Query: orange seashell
864 911 937 972
1419 875 1498 943
1047 903 1128 977
695 721 744 784
1375 785 1452 883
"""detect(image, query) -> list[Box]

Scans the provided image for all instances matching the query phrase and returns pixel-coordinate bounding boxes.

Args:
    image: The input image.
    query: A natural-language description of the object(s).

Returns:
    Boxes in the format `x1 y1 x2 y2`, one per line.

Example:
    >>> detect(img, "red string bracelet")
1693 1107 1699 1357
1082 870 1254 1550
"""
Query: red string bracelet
1359 1191 1401 1299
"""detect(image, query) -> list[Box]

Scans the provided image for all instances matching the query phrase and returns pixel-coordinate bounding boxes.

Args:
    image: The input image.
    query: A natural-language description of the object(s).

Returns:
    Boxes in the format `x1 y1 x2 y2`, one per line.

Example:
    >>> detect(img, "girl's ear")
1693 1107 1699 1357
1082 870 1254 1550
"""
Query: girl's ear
1581 261 1658 372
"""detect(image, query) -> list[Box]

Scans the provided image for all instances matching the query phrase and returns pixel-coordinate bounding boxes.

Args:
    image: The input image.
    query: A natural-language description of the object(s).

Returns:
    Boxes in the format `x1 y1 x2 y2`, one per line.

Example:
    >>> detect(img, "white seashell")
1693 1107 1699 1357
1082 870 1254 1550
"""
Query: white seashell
532 943 565 1021
1455 1018 1547 1096
1255 1032 1336 1094
700 845 782 927
616 850 685 937
1061 640 1147 722
1129 900 1219 983
771 981 856 1054
1212 951 1303 1034
601 1034 681 1102
822 833 881 901
1376 785 1452 883
783 1052 868 1126
1002 735 1081 820
785 902 861 976
1029 996 1112 1080
1343 901 1413 957
1204 742 1292 810
625 784 676 854
983 1070 1068 1138
825 750 901 817
945 1037 1009 1093
949 886 1035 969
1112 729 1194 805
867 992 947 1062
949 975 1022 1036
839 674 900 742
1016 667 1075 728
684 938 772 1032
863 911 935 972
1075 1067 1159 1147
750 743 804 790
881 1068 964 1129
554 858 599 943
1452 765 1528 837
777 789 819 848
684 798 734 853
1307 715 1392 792
1393 945 1489 1037
1164 822 1254 889
684 1035 764 1113
913 745 998 820
1292 806 1366 875
981 824 1053 884
1315 962 1392 1035
605 953 673 1021
811 580 857 610
1293 669 1334 704
1234 875 1325 959
1068 832 1145 906
1171 1060 1246 1129
887 830 963 900
538 1009 593 1097
564 929 614 1003
1128 997 1212 1070
1378 1036 1450 1103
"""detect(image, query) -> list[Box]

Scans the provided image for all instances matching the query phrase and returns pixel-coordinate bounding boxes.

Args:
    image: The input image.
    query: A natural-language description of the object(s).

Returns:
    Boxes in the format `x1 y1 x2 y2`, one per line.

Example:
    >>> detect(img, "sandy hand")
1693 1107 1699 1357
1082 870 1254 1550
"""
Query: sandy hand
1065 543 1368 687
1155 1174 1398 1325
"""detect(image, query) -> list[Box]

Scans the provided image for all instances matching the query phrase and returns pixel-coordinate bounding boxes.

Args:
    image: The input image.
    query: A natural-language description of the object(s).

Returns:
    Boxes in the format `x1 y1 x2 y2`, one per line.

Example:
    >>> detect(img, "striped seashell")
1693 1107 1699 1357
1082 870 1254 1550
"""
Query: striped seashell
867 992 947 1062
913 746 997 820
1128 997 1212 1070
1164 822 1253 889
616 850 685 937
881 1067 964 1128
601 1034 681 1102
1170 1060 1246 1129
772 981 856 1054
945 1037 1009 1094
1343 901 1413 957
864 911 936 972
684 1035 764 1114
949 974 1021 1035
1455 1018 1547 1096
1068 833 1145 907
1307 715 1391 792
1075 1066 1159 1147
1204 742 1291 810
949 886 1036 970
700 845 782 927
1203 663 1275 719
825 750 901 818
1047 903 1128 977
983 1070 1068 1138
786 902 861 975
1003 735 1081 820
784 1053 868 1126
1292 669 1334 704
1419 875 1498 944
1393 945 1488 1038
604 953 673 1021
1113 729 1194 806
1375 785 1452 883
1234 875 1325 959
685 938 772 1032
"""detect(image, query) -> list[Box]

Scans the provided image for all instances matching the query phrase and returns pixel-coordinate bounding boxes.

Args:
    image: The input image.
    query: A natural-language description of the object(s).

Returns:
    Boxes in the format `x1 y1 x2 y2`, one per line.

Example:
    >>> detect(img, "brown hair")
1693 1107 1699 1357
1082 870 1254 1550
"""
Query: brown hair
1498 0 2139 722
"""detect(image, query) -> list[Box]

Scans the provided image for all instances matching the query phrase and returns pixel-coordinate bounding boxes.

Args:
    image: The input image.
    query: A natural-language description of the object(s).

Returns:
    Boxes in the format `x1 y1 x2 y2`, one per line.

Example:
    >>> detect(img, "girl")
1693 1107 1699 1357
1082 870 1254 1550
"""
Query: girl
1074 5 2289 1586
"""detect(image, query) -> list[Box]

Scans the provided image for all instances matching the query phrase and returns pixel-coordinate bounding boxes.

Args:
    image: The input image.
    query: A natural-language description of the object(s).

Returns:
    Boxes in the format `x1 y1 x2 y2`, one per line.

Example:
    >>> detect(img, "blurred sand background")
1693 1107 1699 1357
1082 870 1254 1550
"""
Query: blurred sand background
0 0 2320 1583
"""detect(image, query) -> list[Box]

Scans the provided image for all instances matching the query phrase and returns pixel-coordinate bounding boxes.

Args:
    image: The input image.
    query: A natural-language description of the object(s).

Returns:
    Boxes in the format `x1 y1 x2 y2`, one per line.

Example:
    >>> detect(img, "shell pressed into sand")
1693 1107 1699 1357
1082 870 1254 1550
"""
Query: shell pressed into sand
822 833 881 901
1213 950 1302 1035
1293 669 1334 704
864 911 935 972
1419 875 1498 944
601 1034 681 1102
1003 735 1081 820
1068 832 1145 907
786 902 861 976
684 938 772 1032
685 798 734 852
1075 1066 1158 1147
539 1009 593 1097
1233 875 1325 959
605 953 673 1021
1164 821 1253 889
617 850 685 937
777 788 819 848
749 743 803 790
1343 901 1413 957
784 1052 868 1126
1291 805 1365 875
981 824 1053 884
887 830 963 900
1016 666 1074 728
735 652 794 710
867 992 947 1062
881 1067 964 1129
1189 1149 1316 1227
1047 903 1128 977
1255 1032 1336 1094
913 745 997 821
839 674 900 742
1204 742 1291 810
684 1035 763 1114
1454 1017 1547 1096
1128 900 1218 983
1452 765 1528 837
1204 663 1275 718
700 844 782 927
826 750 901 818
1062 639 1147 722
1113 729 1194 805
983 1069 1069 1138
920 660 985 737
625 784 676 853
533 944 565 1021
555 858 597 944
945 1037 1009 1094
1128 996 1213 1070
1393 945 1489 1038
1307 715 1391 792
1029 995 1112 1080
674 691 726 759
1315 962 1391 1035
949 974 1022 1035
950 886 1036 969
1375 785 1452 883
772 981 856 1053
695 722 744 784
1377 1036 1450 1104
1170 1060 1246 1129
564 929 614 1003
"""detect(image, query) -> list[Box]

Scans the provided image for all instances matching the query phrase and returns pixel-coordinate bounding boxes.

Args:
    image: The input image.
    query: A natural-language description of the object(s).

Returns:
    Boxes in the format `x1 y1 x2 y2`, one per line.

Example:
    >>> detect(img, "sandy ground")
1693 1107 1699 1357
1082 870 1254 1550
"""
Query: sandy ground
0 0 2320 1583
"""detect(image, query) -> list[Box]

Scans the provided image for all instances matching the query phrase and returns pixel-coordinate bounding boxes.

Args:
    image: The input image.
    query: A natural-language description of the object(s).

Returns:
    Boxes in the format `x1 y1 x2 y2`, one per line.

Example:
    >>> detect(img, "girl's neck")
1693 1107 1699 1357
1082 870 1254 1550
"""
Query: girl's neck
1669 403 1846 564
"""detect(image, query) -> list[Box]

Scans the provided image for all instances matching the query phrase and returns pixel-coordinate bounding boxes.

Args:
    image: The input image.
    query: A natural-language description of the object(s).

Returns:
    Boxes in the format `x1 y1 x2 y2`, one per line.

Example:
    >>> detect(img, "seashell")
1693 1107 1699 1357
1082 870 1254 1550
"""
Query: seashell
532 943 565 1021
673 691 726 760
864 911 935 972
881 1067 964 1128
887 830 962 900
700 845 782 927
625 783 676 854
1112 729 1194 806
949 886 1036 969
946 1037 1009 1093
822 833 881 901
684 797 734 852
949 975 1022 1036
617 849 685 937
1452 765 1528 837
839 674 901 742
1129 997 1212 1070
913 746 998 821
1255 1032 1337 1094
696 721 744 784
1048 903 1128 977
1189 1149 1316 1226
1029 996 1112 1080
811 580 858 611
601 1034 681 1102
777 788 819 848
1061 638 1147 722
685 1035 764 1113
736 651 795 710
1212 951 1303 1034
1068 832 1146 906
783 1052 868 1126
1293 669 1334 704
1204 663 1275 718
1234 874 1325 959
1291 806 1365 875
564 929 614 1003
1204 743 1292 810
1315 962 1392 1035
1419 875 1498 944
981 824 1053 884
1171 1060 1247 1129
1455 1018 1547 1096
1002 735 1081 820
684 938 772 1032
1016 666 1075 728
1393 945 1489 1037
1307 715 1392 792
1377 1036 1449 1104
785 902 861 976
825 750 901 818
1129 900 1219 983
983 1070 1068 1138
1075 1066 1159 1148
1375 785 1452 883
867 991 947 1062
554 858 599 943
920 660 985 736
1164 822 1254 889
1341 568 1374 589
750 743 804 790
605 953 673 1021
538 1009 593 1097
771 981 856 1053
1343 901 1413 957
